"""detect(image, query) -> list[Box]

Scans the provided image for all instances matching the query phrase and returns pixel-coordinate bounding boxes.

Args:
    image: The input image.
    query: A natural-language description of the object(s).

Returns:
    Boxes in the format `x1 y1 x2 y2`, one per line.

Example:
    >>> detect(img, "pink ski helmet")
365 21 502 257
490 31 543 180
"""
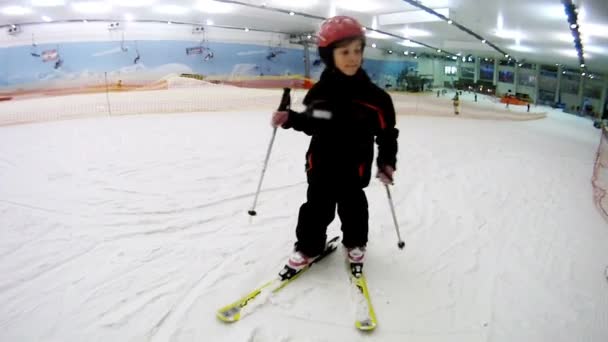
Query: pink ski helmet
317 16 366 67
317 16 365 48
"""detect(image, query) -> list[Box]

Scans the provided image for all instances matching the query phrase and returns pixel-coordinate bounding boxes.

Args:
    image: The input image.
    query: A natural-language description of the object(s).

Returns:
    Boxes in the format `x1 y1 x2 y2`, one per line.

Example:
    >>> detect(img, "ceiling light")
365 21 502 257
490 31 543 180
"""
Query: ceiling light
555 32 590 43
585 45 608 55
493 29 524 40
366 31 392 39
534 4 568 20
1 6 32 15
555 49 590 58
452 56 457 60
371 43 377 48
437 49 441 53
580 63 585 67
419 0 450 6
581 72 586 76
112 0 156 7
570 23 577 29
506 44 535 53
481 39 486 43
401 28 432 37
32 0 65 6
206 19 214 25
398 40 423 48
518 63 523 67
41 15 52 22
505 54 509 58
388 50 393 54
307 34 312 39
328 2 336 16
580 23 608 38
244 27 249 32
153 4 188 15
72 1 112 14
497 12 503 30
447 20 453 24
195 0 235 14
335 0 382 12
403 51 409 55
289 11 295 16
269 0 317 8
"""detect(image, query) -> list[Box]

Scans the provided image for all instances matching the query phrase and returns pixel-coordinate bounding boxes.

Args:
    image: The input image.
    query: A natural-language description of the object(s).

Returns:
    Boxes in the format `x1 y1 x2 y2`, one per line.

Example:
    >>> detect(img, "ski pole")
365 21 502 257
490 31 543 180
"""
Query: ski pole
384 184 405 249
248 88 291 216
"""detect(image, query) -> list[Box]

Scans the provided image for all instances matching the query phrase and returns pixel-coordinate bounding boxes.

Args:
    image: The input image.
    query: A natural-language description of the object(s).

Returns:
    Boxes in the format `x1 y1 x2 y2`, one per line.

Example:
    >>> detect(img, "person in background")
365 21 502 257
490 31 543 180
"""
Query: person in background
452 92 460 115
271 16 399 271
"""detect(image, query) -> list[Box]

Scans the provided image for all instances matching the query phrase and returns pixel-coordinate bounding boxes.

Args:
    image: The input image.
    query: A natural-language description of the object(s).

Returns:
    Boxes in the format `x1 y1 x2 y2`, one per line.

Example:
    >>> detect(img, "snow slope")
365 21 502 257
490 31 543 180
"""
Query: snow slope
0 104 607 342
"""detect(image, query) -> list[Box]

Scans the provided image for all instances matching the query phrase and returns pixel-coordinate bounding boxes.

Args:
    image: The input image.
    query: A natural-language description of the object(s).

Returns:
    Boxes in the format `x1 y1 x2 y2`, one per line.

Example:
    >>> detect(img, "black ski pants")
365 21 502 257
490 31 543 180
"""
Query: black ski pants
294 182 369 257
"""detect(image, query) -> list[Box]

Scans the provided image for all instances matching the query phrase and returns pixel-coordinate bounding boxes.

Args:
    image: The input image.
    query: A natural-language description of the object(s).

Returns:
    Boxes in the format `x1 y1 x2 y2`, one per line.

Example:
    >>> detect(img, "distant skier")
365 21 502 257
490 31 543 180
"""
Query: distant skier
54 58 63 69
271 16 399 272
452 92 460 115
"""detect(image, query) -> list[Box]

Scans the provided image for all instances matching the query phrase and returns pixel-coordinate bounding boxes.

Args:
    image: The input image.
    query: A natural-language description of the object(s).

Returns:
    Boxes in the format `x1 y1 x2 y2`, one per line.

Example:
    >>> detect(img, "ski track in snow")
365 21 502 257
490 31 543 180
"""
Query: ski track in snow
0 107 607 342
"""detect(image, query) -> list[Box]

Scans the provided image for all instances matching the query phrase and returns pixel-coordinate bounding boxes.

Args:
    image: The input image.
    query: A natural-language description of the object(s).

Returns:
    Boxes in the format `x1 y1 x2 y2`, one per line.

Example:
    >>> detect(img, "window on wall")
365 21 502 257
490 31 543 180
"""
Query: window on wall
519 63 536 69
539 65 557 94
583 79 602 99
539 76 556 91
444 65 457 75
560 71 580 94
538 89 555 104
480 62 494 81
541 65 558 73
499 59 516 67
540 69 557 78
518 69 536 87
498 70 514 83
460 66 475 79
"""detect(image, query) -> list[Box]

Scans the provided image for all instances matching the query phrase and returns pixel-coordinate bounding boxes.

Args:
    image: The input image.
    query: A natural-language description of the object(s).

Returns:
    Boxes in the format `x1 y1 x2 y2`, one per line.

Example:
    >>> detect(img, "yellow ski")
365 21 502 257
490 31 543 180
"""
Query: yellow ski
351 272 378 331
348 262 377 331
217 236 340 323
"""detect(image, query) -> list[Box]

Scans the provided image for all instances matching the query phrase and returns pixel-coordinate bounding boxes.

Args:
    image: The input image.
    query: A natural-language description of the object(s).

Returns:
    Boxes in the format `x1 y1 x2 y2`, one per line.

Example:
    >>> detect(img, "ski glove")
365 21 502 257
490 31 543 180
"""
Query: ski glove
271 111 289 128
377 165 395 185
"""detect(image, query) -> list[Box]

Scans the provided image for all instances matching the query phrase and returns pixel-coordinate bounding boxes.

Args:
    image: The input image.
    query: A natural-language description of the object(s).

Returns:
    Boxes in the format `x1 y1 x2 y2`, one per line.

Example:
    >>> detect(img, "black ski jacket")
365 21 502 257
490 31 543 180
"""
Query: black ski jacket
283 68 398 188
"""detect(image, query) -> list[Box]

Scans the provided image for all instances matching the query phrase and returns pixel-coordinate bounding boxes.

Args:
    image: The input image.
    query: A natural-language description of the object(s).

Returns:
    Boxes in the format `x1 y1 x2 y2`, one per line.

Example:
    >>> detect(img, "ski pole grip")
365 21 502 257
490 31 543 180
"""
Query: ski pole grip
277 88 291 111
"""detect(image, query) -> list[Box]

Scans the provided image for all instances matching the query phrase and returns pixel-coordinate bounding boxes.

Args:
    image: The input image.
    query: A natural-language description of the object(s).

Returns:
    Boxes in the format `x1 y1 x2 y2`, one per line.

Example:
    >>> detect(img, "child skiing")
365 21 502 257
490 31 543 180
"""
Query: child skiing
217 16 394 329
271 16 399 272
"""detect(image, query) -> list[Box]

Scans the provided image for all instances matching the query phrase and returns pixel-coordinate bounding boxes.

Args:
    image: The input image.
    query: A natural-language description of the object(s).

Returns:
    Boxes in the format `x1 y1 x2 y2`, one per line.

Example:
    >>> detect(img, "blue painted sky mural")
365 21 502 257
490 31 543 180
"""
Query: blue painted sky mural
0 40 417 88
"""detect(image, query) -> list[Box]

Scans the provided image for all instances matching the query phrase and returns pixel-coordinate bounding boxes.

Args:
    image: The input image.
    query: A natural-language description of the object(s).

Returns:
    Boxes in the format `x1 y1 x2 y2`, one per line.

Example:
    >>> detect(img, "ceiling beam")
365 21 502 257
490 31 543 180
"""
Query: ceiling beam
378 8 450 25
398 0 509 58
